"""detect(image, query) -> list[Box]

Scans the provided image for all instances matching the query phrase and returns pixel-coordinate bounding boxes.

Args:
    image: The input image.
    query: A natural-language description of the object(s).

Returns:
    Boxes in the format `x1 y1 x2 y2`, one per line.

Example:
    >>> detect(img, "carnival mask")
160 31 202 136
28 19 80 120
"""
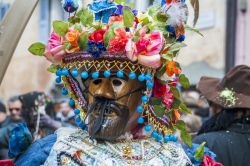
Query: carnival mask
86 69 145 140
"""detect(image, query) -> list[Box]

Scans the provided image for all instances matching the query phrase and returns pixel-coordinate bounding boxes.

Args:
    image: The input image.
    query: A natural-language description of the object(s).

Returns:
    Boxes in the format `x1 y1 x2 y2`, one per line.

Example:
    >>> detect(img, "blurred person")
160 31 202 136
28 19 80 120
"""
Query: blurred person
181 114 202 139
3 96 24 126
193 65 250 166
56 100 75 126
0 100 7 128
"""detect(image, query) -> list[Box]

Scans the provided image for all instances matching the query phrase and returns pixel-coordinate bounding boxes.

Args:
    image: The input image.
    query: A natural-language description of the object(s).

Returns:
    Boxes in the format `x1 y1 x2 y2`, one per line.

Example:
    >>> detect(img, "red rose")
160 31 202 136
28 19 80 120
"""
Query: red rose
88 29 106 43
201 155 223 166
108 28 128 53
153 79 167 98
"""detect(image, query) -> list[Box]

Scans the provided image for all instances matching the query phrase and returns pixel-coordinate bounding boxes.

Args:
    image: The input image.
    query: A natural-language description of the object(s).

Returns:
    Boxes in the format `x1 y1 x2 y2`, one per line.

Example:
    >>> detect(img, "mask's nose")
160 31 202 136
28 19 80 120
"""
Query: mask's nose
90 78 116 100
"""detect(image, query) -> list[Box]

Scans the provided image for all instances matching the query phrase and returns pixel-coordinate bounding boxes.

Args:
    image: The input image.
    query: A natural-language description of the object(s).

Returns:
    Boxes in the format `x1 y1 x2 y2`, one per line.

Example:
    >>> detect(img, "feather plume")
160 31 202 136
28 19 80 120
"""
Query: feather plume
189 0 199 26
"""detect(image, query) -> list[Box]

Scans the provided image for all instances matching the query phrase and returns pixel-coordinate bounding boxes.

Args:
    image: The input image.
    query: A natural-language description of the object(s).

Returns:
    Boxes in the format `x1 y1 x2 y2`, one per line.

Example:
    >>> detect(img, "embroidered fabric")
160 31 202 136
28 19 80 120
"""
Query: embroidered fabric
43 128 193 166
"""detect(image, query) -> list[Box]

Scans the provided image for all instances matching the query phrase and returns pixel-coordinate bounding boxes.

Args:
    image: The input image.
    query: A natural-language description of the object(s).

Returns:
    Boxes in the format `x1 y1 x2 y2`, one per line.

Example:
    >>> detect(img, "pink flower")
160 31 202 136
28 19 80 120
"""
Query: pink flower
44 32 66 63
201 155 223 166
162 90 174 109
125 39 137 61
136 31 165 56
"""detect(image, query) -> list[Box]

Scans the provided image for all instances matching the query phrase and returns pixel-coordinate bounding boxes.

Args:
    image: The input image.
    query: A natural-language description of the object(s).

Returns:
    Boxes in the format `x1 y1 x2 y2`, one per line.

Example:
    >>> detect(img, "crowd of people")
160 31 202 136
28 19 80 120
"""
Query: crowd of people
0 92 77 160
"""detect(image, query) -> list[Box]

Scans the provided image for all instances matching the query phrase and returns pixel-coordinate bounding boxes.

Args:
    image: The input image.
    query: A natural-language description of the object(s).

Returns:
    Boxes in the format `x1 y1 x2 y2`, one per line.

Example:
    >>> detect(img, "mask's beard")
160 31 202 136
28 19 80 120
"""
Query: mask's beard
87 97 129 141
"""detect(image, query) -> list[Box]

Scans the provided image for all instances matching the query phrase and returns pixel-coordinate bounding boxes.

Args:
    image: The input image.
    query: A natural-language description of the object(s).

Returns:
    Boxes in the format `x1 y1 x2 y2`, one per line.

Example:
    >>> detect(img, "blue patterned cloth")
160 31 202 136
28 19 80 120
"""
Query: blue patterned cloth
89 0 117 23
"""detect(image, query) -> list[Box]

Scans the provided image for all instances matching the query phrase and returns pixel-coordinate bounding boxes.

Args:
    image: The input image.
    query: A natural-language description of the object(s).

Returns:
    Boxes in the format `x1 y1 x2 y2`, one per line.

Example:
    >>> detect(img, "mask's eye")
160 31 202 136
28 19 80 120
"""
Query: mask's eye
92 79 102 85
112 79 122 86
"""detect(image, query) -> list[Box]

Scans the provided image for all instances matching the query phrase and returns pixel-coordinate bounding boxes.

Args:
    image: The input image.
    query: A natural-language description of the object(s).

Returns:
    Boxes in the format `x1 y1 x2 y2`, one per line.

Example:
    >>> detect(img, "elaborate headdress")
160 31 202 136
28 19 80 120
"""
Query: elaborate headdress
29 0 200 146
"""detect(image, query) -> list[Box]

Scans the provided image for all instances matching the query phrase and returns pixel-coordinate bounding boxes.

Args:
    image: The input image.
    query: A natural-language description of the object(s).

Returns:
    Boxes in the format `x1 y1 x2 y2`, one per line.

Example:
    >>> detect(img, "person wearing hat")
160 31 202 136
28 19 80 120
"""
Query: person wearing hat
193 65 250 166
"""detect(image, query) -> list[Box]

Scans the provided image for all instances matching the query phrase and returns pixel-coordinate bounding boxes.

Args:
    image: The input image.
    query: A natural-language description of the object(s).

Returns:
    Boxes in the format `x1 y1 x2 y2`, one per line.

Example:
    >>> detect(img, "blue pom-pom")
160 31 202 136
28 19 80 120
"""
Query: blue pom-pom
177 35 185 42
151 131 158 139
145 73 152 81
164 135 170 143
71 69 78 77
92 72 99 79
136 105 143 113
157 134 163 141
81 71 89 79
166 25 175 33
141 96 148 103
116 70 124 78
55 76 61 83
62 69 69 76
69 98 75 107
61 88 68 95
74 109 80 115
137 117 144 124
62 0 79 13
146 81 154 89
56 69 62 76
75 116 81 123
129 72 136 80
138 74 145 82
104 70 111 78
144 124 151 132
169 135 178 142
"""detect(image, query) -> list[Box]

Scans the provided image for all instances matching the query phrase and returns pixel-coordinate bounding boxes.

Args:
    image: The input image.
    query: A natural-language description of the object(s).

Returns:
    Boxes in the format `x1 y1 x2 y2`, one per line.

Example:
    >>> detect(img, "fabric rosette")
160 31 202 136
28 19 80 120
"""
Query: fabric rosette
44 32 66 63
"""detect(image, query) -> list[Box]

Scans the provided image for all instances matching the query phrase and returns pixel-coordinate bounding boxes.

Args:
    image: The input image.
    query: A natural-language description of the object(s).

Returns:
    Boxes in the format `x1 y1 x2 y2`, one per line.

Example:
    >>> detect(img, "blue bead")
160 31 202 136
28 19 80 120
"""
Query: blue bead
74 109 80 115
145 73 152 81
69 98 75 107
62 69 69 76
138 74 145 82
144 124 151 132
56 69 62 76
166 25 175 33
146 81 154 89
151 131 158 139
61 88 68 95
157 134 163 141
177 35 185 42
164 136 170 143
136 105 143 113
137 117 144 124
129 72 136 80
71 69 78 77
141 96 148 103
78 122 86 129
81 71 89 79
104 70 111 78
92 72 99 79
169 135 175 141
75 116 81 123
55 76 61 83
173 136 178 142
116 70 124 78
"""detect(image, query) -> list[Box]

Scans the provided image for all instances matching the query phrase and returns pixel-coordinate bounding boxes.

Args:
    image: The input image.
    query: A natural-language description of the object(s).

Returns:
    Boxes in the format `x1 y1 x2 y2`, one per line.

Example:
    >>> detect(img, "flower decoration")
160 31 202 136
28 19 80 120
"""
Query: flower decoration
162 90 174 109
166 60 181 77
8 123 32 158
62 0 79 13
201 155 223 166
65 29 81 47
153 79 168 98
44 32 66 63
219 88 237 107
87 29 106 57
108 28 130 53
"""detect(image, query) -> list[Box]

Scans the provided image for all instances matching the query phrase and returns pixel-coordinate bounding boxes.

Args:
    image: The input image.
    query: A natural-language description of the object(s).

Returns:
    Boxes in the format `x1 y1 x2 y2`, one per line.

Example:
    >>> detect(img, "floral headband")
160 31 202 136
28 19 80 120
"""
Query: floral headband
28 0 200 146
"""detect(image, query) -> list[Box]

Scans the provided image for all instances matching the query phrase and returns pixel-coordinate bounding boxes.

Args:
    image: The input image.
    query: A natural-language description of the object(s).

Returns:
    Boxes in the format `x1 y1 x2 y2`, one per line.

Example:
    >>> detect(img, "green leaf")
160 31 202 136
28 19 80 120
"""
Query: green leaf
170 42 187 53
185 24 204 37
155 65 166 78
53 20 68 37
141 17 150 26
78 33 90 50
28 42 45 56
180 129 192 147
176 120 186 131
104 29 115 47
171 87 181 99
47 65 58 73
149 97 162 105
156 12 168 22
194 142 206 161
179 102 191 114
127 2 134 8
153 105 165 117
179 74 190 89
68 16 80 24
172 99 181 109
114 0 125 4
123 7 135 27
80 8 94 26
